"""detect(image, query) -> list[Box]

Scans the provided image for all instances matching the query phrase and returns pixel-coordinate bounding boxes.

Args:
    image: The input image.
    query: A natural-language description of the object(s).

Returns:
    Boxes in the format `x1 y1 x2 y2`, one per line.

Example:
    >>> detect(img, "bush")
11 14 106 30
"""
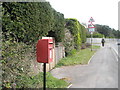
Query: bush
67 49 77 56
86 32 104 38
65 18 82 50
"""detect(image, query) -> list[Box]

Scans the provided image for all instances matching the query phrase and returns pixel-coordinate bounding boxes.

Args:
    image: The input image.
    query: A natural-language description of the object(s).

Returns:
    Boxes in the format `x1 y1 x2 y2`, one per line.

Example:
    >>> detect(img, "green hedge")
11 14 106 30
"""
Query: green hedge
65 18 81 50
2 2 65 44
80 24 87 43
2 2 65 88
65 18 86 50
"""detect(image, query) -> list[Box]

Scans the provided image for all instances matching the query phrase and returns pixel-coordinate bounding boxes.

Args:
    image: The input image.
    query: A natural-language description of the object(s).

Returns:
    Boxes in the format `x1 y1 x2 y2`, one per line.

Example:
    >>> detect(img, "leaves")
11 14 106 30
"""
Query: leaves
65 18 86 50
95 24 118 38
2 2 65 44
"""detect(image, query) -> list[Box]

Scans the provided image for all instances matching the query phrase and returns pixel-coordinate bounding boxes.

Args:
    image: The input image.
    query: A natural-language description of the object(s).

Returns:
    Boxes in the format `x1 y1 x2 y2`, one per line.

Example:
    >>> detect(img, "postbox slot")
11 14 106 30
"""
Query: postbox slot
49 49 52 59
49 42 53 44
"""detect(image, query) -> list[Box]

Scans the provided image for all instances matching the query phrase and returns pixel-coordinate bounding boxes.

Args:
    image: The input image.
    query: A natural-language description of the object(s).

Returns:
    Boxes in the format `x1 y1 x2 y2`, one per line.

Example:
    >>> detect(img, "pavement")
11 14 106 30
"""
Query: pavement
50 42 118 88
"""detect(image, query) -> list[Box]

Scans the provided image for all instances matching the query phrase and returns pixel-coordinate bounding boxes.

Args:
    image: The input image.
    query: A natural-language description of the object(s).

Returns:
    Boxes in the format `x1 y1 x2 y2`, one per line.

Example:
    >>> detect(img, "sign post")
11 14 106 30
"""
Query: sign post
88 17 95 51
90 31 93 51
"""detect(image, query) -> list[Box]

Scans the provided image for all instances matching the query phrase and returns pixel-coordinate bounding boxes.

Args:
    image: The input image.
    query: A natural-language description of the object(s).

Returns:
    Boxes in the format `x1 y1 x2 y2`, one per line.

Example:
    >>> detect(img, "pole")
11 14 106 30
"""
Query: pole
43 63 46 90
91 32 93 51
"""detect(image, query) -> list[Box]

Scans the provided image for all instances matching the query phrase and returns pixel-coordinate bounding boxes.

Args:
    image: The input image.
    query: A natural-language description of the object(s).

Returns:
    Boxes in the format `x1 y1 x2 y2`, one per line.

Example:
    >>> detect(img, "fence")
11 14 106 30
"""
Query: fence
86 38 118 44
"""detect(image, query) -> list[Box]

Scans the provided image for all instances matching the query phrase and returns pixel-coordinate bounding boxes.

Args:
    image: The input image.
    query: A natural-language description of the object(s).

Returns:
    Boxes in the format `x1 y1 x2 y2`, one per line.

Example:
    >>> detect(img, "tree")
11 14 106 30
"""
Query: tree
95 24 118 38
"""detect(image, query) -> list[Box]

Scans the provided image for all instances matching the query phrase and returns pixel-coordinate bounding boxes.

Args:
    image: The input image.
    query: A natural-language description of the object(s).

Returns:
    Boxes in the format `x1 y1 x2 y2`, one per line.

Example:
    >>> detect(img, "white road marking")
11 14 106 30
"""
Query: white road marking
111 47 118 61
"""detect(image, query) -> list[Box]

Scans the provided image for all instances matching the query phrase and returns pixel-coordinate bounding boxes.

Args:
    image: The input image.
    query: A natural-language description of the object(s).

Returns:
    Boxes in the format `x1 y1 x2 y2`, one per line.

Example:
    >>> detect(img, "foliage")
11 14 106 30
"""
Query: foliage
112 29 120 38
80 24 87 43
2 2 65 44
2 41 35 88
65 18 86 50
15 73 43 88
64 28 75 56
51 10 65 42
2 2 65 88
86 32 104 38
2 72 68 88
46 72 69 88
95 24 119 38
67 49 77 56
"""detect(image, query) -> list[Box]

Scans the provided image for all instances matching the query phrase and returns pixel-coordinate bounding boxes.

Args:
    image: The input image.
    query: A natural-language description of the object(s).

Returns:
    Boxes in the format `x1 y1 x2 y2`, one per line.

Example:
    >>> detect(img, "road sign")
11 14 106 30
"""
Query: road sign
88 23 95 28
88 17 95 22
89 28 95 32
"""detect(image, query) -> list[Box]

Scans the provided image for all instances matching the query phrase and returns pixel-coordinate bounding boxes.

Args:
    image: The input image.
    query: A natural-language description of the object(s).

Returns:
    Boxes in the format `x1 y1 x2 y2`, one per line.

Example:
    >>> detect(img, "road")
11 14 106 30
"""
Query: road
50 42 118 88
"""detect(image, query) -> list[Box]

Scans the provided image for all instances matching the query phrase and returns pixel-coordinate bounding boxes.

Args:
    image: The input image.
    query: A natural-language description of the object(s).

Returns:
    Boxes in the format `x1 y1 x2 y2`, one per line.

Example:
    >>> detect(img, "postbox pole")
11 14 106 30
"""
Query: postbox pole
43 63 46 90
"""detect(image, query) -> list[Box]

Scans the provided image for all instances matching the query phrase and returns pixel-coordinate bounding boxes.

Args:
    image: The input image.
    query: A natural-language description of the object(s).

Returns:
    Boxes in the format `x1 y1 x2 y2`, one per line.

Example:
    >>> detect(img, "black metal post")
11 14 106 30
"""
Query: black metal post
43 63 46 90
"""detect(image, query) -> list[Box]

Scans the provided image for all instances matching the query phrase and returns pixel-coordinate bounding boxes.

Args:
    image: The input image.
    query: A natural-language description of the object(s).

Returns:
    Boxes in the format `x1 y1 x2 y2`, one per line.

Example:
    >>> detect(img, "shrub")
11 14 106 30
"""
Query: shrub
65 18 82 50
67 49 77 56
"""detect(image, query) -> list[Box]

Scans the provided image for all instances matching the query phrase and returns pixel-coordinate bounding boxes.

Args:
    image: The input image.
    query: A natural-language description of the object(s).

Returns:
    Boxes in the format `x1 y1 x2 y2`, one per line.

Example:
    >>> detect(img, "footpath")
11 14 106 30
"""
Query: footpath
50 43 118 88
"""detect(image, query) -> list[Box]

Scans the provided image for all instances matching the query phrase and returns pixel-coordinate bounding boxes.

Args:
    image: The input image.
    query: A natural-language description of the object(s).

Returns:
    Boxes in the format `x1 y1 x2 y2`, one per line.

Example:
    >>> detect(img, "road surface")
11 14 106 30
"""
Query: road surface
50 42 118 88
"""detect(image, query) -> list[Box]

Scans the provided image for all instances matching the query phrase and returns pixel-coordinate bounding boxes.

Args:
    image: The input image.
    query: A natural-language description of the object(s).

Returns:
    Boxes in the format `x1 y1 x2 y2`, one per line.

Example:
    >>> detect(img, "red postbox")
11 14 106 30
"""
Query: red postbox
36 38 53 63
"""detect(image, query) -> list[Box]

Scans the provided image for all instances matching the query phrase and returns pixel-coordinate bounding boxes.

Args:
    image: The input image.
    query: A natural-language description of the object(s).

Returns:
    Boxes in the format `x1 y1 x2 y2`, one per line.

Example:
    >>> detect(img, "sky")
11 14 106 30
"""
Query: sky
46 0 119 30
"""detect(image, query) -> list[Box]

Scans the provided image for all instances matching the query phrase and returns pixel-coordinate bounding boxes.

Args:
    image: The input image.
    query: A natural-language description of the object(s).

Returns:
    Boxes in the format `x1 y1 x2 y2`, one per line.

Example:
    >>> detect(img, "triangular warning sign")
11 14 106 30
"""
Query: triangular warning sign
88 17 95 22
88 23 95 28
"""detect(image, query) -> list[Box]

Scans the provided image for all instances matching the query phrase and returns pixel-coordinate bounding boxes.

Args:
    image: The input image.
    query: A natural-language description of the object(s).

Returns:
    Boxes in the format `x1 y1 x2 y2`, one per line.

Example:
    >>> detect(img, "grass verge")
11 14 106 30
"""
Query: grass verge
46 72 69 88
56 45 100 67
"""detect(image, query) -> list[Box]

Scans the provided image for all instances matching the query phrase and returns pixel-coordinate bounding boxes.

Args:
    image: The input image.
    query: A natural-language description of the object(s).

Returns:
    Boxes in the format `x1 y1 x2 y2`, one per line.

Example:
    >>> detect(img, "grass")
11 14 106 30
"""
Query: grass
56 45 100 67
13 72 69 88
46 72 69 88
92 45 101 49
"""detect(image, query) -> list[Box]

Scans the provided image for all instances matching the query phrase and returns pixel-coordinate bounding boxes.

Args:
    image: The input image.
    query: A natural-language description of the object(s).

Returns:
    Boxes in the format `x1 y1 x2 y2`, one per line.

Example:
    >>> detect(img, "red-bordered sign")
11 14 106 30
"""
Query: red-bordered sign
88 17 95 22
88 23 95 28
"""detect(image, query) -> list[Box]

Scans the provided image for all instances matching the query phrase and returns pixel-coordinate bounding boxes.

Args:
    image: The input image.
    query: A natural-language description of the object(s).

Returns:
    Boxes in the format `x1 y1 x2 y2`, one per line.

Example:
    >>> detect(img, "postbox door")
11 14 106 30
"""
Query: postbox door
36 39 53 63
36 39 48 63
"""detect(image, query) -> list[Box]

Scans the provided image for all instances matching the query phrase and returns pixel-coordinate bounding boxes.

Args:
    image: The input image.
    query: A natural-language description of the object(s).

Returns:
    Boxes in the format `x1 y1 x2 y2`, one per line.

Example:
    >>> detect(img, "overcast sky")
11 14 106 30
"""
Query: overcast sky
46 0 119 30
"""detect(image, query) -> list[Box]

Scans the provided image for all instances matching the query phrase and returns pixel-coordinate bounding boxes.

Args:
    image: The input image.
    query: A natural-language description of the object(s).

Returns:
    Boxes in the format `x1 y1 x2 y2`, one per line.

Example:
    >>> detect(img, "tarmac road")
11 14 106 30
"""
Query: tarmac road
50 42 118 88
